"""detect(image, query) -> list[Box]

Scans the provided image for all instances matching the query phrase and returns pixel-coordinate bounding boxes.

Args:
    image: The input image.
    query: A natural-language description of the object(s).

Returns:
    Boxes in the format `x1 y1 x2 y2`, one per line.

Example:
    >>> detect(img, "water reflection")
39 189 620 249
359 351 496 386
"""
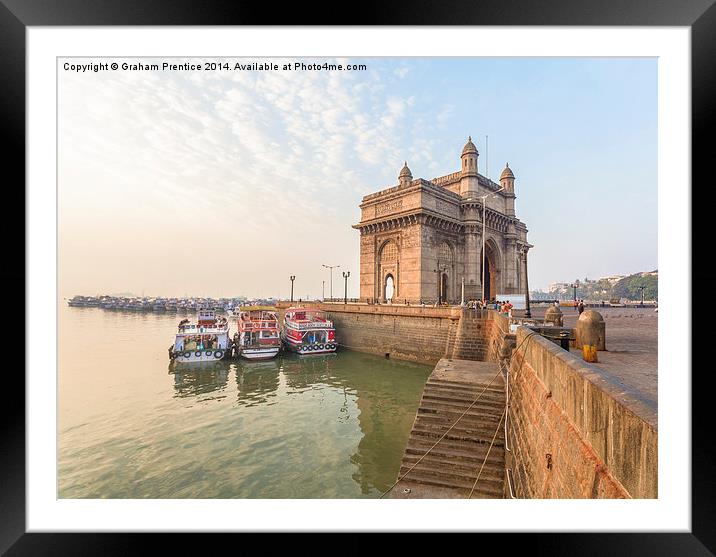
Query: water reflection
170 361 231 399
235 359 280 407
164 351 428 495
61 302 433 498
281 353 338 391
280 352 427 495
343 354 430 495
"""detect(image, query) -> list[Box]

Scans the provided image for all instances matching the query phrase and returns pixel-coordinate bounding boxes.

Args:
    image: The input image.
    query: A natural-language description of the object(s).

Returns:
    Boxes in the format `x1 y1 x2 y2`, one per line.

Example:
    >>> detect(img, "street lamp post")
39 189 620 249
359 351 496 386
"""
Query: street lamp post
638 284 646 307
343 271 350 304
569 282 579 309
290 275 296 302
434 264 447 305
523 250 532 318
322 264 340 301
322 280 325 302
479 186 505 304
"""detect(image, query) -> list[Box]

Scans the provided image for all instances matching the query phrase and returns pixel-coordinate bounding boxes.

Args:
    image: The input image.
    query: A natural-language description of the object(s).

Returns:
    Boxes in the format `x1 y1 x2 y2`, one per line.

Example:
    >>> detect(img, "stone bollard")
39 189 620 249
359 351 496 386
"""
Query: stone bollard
544 305 563 327
575 310 606 351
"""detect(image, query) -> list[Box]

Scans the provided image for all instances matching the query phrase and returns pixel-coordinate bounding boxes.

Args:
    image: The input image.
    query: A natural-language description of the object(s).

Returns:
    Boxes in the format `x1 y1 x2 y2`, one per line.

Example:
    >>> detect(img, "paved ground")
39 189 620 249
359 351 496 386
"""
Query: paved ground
529 306 658 412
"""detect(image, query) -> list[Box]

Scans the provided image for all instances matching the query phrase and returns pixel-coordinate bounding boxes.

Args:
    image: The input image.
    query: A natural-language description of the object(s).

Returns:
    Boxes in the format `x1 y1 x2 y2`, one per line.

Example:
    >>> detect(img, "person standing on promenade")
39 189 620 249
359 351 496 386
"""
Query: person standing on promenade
578 299 585 314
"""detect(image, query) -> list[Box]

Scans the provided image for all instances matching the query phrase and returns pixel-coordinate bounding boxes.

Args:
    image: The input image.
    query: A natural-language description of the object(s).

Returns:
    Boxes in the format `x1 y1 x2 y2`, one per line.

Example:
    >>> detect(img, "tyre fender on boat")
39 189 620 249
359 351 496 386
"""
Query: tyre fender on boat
194 350 202 358
214 350 223 359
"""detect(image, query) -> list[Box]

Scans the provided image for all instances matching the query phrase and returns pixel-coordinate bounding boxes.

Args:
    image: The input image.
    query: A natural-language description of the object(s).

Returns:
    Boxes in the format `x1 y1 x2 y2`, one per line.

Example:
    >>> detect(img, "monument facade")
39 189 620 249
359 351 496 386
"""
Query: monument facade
354 137 531 303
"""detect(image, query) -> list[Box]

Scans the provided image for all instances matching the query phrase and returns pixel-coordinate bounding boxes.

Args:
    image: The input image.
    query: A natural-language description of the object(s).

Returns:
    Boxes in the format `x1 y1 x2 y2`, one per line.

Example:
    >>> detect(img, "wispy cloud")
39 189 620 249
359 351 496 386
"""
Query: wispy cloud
58 57 657 296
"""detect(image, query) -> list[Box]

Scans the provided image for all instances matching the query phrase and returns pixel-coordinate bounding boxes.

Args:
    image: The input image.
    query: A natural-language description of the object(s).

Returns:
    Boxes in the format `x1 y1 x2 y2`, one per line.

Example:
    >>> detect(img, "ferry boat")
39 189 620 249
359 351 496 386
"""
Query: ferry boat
67 295 99 307
232 306 281 360
169 308 231 364
281 307 337 355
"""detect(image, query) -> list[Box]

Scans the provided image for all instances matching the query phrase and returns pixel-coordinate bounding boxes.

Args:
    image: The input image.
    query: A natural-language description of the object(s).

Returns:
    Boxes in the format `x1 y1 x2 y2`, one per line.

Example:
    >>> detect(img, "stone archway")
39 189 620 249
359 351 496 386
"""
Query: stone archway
437 241 454 303
440 272 448 304
481 239 502 301
378 240 399 301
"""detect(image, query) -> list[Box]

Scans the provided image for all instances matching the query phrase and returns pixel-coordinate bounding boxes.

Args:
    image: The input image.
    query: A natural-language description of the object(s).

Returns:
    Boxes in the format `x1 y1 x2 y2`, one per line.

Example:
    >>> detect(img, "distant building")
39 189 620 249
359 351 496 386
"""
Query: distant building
354 137 531 303
548 282 569 293
601 274 626 284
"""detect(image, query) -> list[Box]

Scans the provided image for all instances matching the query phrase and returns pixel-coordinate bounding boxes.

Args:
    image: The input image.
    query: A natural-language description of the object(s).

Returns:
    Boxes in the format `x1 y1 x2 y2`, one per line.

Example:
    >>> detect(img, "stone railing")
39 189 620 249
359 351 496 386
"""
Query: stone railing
431 171 462 186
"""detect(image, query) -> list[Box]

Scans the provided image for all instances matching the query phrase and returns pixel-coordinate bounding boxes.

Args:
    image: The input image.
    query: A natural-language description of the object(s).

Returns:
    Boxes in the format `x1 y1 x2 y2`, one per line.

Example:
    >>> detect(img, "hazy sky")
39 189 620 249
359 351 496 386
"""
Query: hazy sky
58 57 657 298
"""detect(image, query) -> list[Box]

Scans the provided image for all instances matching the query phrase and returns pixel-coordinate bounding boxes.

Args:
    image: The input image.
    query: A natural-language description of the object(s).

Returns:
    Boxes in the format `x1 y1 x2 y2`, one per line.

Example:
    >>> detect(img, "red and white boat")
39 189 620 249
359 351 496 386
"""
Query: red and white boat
232 306 281 360
281 307 337 355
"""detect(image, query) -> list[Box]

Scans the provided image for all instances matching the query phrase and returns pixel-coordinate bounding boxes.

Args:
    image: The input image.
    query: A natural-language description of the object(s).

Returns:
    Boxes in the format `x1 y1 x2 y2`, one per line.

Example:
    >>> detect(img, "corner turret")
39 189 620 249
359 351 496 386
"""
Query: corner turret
398 161 413 186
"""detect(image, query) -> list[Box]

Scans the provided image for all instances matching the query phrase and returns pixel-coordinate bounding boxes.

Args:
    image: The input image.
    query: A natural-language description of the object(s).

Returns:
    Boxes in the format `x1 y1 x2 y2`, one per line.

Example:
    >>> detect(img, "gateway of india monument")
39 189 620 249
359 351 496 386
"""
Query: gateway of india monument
354 136 532 304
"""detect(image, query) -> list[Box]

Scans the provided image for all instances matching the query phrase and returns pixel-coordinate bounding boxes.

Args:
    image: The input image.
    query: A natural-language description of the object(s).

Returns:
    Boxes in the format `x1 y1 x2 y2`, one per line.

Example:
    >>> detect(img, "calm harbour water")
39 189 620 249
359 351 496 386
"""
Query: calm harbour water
59 305 431 498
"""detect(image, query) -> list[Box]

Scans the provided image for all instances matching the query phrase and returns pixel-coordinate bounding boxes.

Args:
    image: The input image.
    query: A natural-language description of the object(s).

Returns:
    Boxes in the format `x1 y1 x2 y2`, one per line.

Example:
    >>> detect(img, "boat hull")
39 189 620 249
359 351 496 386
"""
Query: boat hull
172 348 230 364
281 338 338 355
239 346 281 360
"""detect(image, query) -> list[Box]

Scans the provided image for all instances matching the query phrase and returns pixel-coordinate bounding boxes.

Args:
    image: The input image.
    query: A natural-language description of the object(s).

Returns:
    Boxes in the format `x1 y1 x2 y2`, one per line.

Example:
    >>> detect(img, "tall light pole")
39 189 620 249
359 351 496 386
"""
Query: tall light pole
322 264 340 301
343 271 350 304
522 248 532 318
569 281 579 308
434 264 447 304
479 185 505 304
290 275 295 302
322 280 325 302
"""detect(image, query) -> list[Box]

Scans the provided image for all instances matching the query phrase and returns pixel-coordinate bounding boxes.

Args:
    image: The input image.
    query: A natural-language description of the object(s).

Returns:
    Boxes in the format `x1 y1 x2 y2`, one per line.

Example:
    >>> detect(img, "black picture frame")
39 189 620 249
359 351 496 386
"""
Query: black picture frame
3 0 707 553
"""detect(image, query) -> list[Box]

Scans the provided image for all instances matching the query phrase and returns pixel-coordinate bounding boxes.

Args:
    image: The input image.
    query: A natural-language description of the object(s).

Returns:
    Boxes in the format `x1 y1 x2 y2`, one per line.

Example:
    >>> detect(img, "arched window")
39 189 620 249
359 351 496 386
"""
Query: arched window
380 241 398 263
438 242 452 265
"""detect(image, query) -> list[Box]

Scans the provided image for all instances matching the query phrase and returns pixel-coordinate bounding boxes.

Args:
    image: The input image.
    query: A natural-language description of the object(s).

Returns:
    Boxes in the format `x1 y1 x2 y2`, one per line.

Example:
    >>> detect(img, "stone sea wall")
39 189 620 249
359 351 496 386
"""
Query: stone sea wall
277 302 460 364
506 326 657 499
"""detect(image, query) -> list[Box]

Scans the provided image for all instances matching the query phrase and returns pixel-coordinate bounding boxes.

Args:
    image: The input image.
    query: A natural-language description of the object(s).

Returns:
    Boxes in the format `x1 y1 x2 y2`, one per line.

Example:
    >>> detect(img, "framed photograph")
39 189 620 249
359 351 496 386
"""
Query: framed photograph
7 0 708 552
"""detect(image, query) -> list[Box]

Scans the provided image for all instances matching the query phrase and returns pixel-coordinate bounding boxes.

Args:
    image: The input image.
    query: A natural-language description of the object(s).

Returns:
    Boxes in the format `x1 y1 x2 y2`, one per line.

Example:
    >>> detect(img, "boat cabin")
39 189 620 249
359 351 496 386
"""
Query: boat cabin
236 307 280 348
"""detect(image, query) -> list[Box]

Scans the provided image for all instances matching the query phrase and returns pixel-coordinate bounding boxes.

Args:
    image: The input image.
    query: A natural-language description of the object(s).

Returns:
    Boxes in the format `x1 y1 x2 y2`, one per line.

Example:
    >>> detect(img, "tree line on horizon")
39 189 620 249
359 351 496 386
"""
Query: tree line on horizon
531 270 658 302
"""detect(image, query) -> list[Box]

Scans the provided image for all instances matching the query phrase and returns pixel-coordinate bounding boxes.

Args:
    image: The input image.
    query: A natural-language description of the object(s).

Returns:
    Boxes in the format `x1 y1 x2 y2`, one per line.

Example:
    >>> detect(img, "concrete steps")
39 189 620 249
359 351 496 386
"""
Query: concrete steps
398 464 504 498
405 441 505 467
391 359 506 499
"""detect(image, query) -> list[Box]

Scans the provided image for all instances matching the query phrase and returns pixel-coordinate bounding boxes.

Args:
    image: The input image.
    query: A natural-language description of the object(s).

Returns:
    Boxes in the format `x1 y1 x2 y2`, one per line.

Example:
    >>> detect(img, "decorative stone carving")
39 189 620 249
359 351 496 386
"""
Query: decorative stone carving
435 200 458 218
376 199 403 217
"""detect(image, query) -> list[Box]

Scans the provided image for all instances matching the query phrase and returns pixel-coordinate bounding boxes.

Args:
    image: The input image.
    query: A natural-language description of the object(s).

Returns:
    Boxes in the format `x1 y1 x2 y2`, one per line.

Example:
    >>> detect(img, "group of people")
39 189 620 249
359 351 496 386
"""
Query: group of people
464 299 513 315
